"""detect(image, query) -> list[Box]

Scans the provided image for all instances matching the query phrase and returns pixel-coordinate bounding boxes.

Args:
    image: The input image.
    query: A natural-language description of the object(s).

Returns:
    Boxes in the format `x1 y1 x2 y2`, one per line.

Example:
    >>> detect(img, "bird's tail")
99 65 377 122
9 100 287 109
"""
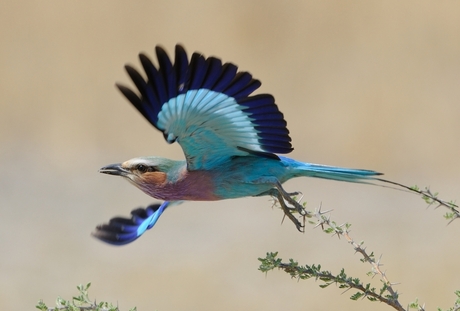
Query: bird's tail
293 161 457 216
293 161 383 184
292 160 422 199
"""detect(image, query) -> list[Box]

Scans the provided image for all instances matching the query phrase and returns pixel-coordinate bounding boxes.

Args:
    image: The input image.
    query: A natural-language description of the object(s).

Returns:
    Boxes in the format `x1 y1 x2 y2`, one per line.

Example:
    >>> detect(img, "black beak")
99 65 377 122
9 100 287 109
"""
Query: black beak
99 163 129 176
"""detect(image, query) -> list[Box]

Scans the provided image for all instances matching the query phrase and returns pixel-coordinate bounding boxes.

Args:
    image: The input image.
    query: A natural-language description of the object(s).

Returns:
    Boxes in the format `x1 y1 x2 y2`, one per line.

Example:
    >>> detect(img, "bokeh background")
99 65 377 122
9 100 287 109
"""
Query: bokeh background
1 1 459 310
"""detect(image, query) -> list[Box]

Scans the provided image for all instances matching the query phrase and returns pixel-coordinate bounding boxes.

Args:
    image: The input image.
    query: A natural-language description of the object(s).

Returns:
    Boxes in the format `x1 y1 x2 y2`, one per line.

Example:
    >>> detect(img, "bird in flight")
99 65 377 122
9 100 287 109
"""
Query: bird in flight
93 44 385 245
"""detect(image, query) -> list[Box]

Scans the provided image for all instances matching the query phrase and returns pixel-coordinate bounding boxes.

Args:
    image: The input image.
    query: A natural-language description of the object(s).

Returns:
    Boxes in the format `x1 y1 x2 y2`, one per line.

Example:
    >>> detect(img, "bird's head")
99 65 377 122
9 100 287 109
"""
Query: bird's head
99 157 180 196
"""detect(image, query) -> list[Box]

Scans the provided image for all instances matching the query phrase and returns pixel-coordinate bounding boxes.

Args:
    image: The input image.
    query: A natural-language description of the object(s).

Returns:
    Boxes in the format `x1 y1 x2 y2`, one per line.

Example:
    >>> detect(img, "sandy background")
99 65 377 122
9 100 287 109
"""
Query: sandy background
1 1 459 310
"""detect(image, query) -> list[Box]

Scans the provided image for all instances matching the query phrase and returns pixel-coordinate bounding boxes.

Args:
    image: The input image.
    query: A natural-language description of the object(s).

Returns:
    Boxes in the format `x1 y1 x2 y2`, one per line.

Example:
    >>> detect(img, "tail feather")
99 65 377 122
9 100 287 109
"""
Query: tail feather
297 163 382 183
296 162 456 216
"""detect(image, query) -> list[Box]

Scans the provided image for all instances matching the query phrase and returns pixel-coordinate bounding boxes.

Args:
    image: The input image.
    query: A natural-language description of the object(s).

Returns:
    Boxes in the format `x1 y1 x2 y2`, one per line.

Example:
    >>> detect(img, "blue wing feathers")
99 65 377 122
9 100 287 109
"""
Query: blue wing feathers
258 138 293 148
202 58 223 89
222 72 253 97
255 127 290 137
116 84 160 129
232 79 262 99
189 53 208 89
139 54 165 105
92 202 170 246
211 62 238 93
253 120 287 128
243 105 281 115
174 45 189 93
116 44 294 159
211 63 238 92
116 84 141 108
124 65 149 99
155 46 177 99
238 94 274 108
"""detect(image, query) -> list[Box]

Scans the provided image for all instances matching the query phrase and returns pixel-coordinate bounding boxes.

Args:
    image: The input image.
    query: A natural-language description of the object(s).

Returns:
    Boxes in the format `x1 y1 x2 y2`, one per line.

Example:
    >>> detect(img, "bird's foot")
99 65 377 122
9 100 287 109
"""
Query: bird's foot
278 196 305 232
274 182 309 217
266 187 309 232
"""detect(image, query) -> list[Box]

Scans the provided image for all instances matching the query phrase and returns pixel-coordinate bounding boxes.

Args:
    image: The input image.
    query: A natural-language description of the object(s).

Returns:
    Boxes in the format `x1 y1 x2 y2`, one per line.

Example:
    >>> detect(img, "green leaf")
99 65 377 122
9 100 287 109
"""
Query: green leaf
350 292 364 300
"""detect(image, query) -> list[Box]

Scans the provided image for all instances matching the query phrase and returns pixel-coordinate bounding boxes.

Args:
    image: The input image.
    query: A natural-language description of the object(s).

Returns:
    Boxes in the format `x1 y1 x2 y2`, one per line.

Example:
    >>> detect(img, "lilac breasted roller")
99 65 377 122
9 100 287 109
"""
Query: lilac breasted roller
94 45 386 245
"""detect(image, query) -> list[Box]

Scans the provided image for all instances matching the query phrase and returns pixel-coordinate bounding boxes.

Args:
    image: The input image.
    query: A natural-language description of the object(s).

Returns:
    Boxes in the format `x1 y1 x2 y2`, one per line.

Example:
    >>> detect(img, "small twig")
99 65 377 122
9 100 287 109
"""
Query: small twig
376 180 459 222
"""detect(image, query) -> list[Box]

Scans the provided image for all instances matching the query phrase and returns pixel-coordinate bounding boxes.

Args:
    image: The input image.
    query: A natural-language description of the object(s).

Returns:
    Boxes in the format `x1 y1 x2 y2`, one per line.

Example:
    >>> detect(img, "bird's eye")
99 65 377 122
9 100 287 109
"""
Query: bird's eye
136 164 148 173
135 164 157 173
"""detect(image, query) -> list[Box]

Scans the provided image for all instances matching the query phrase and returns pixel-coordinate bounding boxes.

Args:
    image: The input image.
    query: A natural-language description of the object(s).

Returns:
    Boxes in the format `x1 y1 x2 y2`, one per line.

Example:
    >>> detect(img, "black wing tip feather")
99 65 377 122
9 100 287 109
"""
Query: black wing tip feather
116 83 141 105
138 53 153 67
155 45 168 59
175 44 186 53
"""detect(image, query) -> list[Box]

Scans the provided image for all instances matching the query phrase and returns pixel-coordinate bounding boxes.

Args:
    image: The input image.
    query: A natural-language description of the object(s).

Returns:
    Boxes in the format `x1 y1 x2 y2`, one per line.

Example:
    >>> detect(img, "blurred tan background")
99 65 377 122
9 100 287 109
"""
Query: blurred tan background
1 1 459 310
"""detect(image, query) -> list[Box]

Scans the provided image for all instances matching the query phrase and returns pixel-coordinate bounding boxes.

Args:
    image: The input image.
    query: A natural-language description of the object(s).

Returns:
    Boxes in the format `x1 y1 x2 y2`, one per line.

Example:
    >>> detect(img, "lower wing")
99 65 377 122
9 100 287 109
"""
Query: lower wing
92 201 180 245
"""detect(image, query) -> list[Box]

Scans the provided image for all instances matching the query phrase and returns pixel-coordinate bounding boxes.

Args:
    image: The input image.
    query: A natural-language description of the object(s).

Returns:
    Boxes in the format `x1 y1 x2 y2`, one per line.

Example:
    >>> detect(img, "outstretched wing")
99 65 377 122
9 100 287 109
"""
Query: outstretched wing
116 44 293 170
92 201 171 245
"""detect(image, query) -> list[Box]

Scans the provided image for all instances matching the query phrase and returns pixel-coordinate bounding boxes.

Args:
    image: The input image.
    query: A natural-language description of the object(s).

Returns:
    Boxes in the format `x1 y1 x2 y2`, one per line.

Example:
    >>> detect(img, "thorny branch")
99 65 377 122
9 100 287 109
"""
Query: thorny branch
266 184 459 310
375 179 459 223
